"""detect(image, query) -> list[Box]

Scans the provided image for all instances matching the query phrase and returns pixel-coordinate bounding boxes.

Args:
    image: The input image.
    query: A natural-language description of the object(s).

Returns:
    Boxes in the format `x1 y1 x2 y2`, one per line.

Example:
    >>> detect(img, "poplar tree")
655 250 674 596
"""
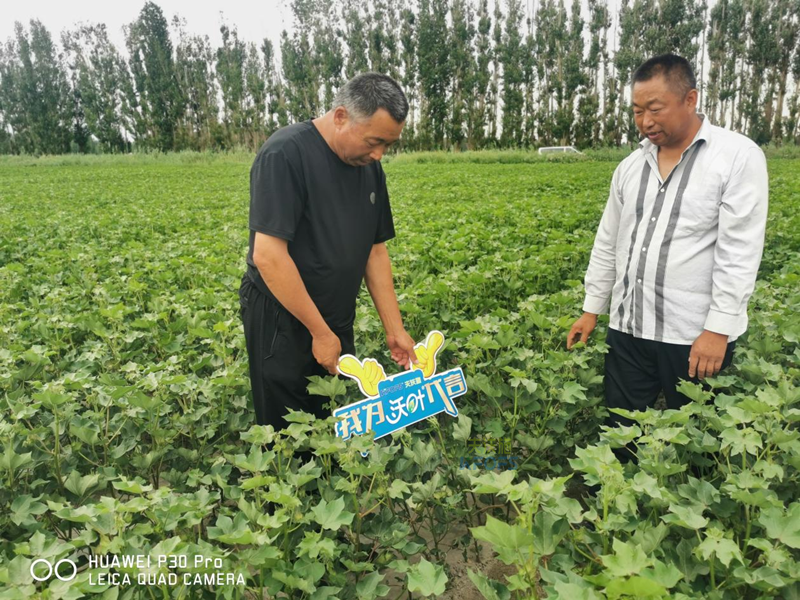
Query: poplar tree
216 24 246 146
62 24 129 152
416 0 450 148
343 1 369 78
500 0 524 147
769 0 799 142
448 0 475 149
471 0 493 149
281 0 321 122
1 21 72 154
174 26 219 150
262 38 288 133
487 0 503 144
399 2 418 148
125 2 182 151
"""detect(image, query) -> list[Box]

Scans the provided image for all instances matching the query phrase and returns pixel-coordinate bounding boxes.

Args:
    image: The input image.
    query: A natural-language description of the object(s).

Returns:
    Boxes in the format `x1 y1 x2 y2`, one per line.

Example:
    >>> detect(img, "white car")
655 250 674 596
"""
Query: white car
537 146 584 155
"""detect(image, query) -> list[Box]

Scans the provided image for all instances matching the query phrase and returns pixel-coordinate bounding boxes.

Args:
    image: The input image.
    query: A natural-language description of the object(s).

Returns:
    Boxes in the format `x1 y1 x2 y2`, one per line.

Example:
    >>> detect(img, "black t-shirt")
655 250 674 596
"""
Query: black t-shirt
246 121 395 332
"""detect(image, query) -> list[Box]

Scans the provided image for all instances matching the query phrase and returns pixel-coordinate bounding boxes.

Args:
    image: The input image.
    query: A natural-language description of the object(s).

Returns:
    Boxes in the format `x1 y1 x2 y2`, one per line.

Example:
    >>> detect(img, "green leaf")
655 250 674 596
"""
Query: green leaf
8 555 34 586
695 528 744 567
388 479 411 499
50 503 98 523
532 511 569 556
0 447 33 475
469 470 516 494
759 503 800 549
467 569 511 600
601 538 650 577
407 557 448 597
10 495 48 526
112 476 152 495
631 523 669 556
307 375 348 400
207 513 258 545
720 427 763 456
310 587 343 600
673 538 708 582
64 470 101 497
471 515 534 552
553 581 600 600
605 575 666 599
33 390 70 409
356 571 390 599
661 503 709 530
560 381 587 404
452 414 472 443
311 496 355 531
641 561 683 588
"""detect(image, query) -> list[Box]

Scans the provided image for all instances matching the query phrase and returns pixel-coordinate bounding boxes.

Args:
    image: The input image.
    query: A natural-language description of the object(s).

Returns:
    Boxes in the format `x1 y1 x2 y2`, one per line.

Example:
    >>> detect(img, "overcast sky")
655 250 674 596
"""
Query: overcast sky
2 0 294 54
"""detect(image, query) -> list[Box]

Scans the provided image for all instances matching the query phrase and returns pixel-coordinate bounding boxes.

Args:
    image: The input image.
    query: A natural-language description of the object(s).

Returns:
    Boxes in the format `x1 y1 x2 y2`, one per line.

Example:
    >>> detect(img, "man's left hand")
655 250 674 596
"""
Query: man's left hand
689 330 728 380
387 330 419 369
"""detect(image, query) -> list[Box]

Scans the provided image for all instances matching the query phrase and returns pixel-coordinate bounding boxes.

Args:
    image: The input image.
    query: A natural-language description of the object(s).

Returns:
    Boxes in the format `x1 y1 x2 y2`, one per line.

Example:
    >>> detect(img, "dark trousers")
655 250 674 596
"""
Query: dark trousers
604 327 736 430
239 272 355 431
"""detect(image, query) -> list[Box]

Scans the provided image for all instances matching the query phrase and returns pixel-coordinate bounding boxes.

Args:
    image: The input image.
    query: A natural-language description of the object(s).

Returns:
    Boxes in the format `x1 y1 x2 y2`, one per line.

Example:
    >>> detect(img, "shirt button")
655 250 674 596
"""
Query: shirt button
660 187 666 192
651 217 656 222
637 278 642 283
642 247 647 252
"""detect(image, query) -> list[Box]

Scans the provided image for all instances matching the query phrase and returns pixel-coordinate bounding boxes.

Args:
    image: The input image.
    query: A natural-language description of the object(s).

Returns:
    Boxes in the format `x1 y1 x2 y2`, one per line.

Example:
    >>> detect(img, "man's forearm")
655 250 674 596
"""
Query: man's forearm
364 244 404 337
584 172 622 315
256 255 330 338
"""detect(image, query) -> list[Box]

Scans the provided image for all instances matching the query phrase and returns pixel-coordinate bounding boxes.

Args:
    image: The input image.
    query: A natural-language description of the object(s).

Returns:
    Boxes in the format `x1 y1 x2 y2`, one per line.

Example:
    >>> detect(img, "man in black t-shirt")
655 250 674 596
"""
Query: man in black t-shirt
239 72 418 432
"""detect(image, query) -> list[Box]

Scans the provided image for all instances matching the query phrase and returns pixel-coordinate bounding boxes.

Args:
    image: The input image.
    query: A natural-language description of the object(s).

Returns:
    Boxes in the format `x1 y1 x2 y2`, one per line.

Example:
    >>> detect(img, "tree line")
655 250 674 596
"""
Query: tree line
0 0 797 155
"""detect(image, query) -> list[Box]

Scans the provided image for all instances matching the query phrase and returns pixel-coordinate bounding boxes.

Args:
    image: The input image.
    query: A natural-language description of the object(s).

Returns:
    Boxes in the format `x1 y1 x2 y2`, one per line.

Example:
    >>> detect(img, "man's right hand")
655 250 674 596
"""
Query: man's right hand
313 329 342 375
567 312 598 350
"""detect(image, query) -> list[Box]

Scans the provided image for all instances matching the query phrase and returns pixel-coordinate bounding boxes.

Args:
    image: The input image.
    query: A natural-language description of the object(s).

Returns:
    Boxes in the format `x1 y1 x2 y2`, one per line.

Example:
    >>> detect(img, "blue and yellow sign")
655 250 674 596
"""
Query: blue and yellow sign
334 331 467 450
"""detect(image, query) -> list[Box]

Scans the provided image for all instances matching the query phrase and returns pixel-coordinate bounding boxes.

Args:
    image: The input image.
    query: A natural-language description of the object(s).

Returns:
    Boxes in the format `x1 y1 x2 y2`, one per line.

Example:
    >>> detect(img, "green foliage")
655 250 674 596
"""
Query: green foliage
0 156 797 599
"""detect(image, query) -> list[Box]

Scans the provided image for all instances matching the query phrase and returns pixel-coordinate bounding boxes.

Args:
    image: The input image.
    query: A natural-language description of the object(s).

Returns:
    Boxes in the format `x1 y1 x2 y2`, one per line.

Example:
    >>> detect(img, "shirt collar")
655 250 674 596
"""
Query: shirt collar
639 112 710 157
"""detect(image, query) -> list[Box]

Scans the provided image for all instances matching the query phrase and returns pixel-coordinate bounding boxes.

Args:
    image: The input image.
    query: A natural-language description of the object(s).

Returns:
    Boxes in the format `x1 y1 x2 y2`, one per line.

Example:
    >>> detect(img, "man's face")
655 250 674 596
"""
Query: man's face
332 107 404 166
632 75 698 149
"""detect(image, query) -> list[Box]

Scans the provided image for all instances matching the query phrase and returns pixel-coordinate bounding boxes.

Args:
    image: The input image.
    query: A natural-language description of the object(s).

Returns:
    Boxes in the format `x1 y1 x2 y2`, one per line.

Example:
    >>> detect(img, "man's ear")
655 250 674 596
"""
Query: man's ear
333 106 349 128
685 88 698 111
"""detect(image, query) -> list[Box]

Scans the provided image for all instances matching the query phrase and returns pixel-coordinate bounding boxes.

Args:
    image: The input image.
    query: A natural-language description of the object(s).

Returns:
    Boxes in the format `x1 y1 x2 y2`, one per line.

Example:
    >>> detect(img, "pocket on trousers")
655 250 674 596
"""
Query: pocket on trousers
238 273 250 320
263 308 282 361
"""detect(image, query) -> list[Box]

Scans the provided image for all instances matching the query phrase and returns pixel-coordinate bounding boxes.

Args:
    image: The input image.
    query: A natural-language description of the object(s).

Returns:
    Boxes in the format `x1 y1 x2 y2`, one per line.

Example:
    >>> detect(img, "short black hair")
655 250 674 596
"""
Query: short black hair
333 72 409 124
632 54 697 98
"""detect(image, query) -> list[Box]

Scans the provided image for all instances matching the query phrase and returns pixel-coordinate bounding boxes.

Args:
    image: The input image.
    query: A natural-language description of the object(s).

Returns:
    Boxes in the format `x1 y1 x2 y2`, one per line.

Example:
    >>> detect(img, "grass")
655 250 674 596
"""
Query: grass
1 140 797 168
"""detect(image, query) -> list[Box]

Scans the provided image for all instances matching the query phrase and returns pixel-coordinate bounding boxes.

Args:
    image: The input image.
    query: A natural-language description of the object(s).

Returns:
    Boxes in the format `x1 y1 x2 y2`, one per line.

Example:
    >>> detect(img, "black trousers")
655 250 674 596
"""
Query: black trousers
604 327 736 429
239 272 355 431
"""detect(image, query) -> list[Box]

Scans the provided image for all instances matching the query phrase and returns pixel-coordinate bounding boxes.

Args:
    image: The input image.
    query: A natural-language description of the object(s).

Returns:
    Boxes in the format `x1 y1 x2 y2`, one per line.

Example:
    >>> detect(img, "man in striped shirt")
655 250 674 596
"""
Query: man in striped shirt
567 54 769 431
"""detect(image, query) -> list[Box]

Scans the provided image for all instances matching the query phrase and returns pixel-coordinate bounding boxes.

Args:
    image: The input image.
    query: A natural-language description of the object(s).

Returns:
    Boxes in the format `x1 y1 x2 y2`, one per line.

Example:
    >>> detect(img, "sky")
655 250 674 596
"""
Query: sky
1 0 294 54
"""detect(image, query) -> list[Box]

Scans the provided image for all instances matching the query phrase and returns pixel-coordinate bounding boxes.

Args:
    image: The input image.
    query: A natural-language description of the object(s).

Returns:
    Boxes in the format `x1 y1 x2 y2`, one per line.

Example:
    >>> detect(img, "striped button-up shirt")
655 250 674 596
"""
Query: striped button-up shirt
582 114 769 345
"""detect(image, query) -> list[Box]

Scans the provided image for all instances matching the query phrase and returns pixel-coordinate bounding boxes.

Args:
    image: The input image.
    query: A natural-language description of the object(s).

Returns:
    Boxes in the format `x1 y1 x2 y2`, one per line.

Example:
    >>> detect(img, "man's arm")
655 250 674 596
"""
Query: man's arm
567 167 624 349
690 145 769 379
363 243 418 368
253 232 341 374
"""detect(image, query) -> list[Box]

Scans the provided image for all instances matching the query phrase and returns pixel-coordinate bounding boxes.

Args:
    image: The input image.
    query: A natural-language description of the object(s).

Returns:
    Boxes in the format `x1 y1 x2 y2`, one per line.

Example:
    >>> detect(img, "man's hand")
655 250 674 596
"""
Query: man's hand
689 330 728 380
567 313 598 349
387 330 419 369
313 330 342 375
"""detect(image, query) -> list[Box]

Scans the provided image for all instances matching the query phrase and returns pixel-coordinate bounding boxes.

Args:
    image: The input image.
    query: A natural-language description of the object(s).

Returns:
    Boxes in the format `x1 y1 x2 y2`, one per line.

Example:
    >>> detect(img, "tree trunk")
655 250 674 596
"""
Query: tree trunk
772 66 789 142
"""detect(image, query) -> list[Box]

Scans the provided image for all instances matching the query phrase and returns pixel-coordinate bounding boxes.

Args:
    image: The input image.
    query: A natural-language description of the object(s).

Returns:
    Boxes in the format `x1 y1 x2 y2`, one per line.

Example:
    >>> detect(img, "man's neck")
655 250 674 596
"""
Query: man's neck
658 113 703 157
312 112 337 152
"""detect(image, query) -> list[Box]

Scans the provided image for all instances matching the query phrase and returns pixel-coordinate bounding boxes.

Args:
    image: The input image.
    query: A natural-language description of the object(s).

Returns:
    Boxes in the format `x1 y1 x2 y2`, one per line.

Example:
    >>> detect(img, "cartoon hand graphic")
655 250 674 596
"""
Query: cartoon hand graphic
413 330 445 378
338 355 387 398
